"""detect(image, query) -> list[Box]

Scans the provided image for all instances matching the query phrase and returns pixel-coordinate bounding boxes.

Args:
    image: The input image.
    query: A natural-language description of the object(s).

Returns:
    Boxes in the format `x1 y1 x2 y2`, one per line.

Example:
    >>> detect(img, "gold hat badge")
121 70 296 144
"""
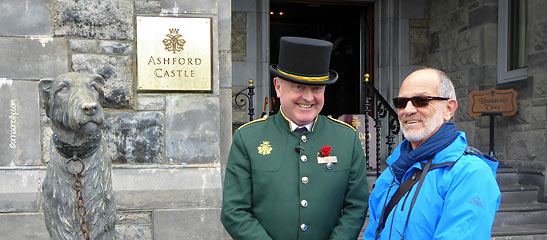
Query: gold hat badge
258 141 273 155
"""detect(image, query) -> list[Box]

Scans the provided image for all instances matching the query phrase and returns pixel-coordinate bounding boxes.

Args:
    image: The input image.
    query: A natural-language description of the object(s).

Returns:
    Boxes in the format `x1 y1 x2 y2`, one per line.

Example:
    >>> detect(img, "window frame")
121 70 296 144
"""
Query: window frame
497 0 528 84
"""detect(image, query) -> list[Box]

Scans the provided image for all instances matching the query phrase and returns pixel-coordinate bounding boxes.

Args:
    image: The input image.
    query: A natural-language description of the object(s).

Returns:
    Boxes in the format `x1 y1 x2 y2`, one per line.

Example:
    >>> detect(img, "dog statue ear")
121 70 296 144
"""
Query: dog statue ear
39 79 54 118
92 74 106 103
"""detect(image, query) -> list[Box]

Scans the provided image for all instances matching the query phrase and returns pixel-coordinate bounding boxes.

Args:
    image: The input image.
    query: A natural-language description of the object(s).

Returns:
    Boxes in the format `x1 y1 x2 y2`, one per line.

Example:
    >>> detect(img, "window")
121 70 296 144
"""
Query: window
498 0 527 83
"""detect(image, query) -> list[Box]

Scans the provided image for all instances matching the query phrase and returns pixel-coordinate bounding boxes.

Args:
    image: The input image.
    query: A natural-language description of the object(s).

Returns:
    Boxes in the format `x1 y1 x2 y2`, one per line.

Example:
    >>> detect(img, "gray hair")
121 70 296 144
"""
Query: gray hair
423 68 456 99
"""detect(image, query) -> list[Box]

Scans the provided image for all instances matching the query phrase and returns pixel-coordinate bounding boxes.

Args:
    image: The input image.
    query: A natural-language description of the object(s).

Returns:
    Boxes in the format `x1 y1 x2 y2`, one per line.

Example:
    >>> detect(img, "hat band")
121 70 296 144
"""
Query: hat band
277 68 329 82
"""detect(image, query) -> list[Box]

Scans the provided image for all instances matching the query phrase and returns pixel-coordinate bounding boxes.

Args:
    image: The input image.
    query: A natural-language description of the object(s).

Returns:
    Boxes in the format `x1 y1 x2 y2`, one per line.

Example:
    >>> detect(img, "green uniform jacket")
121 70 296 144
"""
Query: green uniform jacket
221 111 369 240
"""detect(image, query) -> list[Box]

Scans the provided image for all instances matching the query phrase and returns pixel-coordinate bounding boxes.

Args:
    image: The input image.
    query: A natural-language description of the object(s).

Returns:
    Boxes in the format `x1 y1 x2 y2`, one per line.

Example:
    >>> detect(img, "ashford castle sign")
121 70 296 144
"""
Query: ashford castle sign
137 16 212 92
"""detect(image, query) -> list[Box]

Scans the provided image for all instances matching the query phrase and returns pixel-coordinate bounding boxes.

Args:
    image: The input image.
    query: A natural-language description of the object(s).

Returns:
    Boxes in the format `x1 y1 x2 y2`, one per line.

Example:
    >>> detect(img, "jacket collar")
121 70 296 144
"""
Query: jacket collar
276 106 319 132
387 131 468 169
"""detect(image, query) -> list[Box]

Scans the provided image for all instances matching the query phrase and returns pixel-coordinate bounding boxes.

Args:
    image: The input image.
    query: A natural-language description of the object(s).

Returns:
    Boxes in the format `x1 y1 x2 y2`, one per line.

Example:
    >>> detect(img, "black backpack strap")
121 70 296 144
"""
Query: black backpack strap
464 145 484 157
375 169 422 239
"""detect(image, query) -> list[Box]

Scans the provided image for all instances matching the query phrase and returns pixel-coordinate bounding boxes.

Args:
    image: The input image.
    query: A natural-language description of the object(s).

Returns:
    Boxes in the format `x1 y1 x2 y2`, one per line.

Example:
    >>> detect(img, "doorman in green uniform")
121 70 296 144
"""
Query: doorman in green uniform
221 36 369 240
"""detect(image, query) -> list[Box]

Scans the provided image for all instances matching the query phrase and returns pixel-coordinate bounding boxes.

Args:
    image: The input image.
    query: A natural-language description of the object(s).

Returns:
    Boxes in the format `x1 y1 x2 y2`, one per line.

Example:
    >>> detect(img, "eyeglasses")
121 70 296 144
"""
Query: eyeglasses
392 96 449 108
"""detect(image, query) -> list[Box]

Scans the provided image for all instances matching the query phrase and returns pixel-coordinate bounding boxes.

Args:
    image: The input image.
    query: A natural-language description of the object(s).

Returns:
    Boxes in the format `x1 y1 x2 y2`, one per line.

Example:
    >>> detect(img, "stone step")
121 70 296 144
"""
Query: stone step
492 224 547 238
494 203 547 226
499 184 539 204
496 169 519 186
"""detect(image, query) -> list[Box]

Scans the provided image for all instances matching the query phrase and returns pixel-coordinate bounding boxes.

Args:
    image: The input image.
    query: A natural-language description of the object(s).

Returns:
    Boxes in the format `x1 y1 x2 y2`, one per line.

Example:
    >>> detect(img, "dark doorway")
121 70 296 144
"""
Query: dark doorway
269 2 373 118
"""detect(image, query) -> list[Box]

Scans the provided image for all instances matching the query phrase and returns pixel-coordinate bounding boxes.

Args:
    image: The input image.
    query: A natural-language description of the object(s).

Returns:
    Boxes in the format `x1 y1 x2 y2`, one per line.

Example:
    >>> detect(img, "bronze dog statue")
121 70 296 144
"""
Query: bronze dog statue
40 72 116 240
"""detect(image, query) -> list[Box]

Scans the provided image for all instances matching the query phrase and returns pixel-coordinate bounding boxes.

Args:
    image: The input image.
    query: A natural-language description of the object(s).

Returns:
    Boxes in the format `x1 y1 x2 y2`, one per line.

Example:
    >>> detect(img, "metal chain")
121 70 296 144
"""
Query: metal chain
67 155 90 240
74 173 90 240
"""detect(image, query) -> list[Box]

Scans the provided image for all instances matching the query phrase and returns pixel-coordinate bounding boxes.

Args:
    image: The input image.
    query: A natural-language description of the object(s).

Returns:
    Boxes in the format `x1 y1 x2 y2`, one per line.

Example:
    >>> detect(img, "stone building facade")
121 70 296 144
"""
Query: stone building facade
0 0 546 239
233 0 547 203
0 0 232 239
410 0 547 201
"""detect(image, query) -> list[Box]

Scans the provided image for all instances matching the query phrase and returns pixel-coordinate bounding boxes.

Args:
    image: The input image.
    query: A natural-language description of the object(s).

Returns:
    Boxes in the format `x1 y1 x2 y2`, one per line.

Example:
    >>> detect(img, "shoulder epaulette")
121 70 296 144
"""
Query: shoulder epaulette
327 115 356 131
237 115 268 130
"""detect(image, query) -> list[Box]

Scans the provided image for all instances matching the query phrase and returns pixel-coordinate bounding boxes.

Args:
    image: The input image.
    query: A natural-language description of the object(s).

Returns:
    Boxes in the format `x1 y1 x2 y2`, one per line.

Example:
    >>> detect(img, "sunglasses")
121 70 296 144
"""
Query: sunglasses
392 96 449 108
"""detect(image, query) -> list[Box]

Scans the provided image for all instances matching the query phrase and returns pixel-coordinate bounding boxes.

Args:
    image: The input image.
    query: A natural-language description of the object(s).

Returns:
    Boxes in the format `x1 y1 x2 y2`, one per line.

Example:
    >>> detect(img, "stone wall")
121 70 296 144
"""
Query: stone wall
0 0 231 239
413 0 547 173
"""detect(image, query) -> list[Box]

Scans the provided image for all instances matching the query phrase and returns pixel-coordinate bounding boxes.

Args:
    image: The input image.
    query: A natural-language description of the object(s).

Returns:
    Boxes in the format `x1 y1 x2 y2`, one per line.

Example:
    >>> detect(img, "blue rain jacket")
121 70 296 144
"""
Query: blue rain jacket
364 132 500 239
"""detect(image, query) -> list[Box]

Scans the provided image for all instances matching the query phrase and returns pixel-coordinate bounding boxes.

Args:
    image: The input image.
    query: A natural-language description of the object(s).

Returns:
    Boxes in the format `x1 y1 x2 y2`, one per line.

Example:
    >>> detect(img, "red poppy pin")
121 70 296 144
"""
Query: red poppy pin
320 145 331 157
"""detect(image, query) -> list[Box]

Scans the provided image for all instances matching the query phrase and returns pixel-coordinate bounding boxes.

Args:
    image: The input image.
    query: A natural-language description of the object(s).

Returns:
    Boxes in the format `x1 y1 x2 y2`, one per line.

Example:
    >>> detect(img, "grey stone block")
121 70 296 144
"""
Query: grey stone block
137 96 166 111
530 106 546 130
507 131 545 162
0 80 42 166
0 213 49 239
69 39 100 53
115 189 221 210
72 54 134 108
219 50 233 88
0 192 39 213
103 111 164 164
53 0 134 40
162 0 218 14
0 38 68 79
528 50 547 75
401 0 425 19
468 5 497 28
218 0 232 51
0 0 51 36
409 28 428 65
165 96 220 164
458 0 478 7
219 88 233 182
116 224 153 240
70 40 133 55
429 8 468 33
429 0 458 18
116 211 153 240
153 208 223 240
99 41 133 55
456 27 480 51
0 169 46 194
468 65 497 86
232 0 256 12
135 0 162 14
111 167 222 209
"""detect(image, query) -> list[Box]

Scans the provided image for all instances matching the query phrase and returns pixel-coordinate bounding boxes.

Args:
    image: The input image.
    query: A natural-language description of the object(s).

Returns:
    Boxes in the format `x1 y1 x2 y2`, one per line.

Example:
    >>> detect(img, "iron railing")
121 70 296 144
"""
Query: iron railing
362 74 401 177
234 79 255 122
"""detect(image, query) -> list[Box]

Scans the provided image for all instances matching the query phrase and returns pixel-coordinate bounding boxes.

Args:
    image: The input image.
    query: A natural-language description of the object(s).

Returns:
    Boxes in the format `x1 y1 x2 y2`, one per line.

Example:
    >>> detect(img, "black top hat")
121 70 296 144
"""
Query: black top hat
270 37 338 85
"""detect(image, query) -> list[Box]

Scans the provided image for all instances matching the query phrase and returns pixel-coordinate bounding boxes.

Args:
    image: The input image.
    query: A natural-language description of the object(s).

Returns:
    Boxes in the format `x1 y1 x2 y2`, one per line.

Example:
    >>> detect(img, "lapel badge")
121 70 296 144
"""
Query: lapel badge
258 141 273 155
317 145 337 169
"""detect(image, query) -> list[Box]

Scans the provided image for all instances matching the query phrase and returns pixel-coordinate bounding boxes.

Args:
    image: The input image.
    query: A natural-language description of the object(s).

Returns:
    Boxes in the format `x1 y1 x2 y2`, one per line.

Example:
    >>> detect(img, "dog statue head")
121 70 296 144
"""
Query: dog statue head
39 72 105 146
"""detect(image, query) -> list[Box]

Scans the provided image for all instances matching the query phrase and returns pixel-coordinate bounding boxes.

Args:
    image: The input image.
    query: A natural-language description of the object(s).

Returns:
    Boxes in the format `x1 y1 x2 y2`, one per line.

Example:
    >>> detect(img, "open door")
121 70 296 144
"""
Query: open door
269 1 374 118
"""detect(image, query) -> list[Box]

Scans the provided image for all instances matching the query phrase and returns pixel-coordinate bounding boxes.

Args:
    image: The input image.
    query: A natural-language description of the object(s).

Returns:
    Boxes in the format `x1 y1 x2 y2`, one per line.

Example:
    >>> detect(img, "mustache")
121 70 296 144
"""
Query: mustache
400 117 424 122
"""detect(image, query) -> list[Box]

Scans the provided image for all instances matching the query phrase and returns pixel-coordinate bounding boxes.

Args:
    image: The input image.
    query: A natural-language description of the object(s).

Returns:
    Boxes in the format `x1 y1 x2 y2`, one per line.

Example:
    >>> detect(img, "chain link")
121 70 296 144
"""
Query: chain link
73 170 90 240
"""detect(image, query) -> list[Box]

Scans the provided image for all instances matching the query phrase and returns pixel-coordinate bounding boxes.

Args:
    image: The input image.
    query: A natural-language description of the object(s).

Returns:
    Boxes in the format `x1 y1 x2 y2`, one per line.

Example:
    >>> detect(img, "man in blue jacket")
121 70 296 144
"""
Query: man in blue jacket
364 68 500 239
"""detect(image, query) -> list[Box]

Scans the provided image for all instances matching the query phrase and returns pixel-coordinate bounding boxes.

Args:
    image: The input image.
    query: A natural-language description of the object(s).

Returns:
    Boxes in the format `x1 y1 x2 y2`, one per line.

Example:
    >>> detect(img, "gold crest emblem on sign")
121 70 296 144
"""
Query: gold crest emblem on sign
162 28 186 54
258 141 273 155
351 116 361 129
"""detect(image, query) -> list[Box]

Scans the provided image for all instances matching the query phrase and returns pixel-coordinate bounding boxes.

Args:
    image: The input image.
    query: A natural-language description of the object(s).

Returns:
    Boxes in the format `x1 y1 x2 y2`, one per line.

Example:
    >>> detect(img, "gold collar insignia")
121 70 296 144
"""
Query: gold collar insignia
258 141 273 155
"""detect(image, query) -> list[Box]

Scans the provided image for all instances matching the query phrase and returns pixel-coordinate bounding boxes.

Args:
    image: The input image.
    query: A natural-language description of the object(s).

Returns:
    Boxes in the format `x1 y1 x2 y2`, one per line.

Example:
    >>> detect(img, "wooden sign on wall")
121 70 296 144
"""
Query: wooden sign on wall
468 88 518 117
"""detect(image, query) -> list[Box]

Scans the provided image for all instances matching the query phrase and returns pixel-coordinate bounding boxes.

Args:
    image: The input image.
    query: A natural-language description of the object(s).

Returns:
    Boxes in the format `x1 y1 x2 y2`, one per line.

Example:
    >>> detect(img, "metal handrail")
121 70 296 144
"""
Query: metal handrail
363 74 401 177
234 79 255 122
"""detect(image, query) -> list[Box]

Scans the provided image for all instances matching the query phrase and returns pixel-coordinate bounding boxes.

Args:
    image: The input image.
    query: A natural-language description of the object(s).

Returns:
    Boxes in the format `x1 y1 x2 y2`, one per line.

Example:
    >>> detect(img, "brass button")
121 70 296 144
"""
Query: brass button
300 155 307 163
301 200 308 207
300 224 308 231
301 135 307 142
301 176 309 184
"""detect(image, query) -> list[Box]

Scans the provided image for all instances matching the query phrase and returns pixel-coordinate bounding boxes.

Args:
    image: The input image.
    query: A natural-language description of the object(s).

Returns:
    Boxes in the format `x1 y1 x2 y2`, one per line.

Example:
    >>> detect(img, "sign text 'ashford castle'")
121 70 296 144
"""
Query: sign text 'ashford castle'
137 16 212 92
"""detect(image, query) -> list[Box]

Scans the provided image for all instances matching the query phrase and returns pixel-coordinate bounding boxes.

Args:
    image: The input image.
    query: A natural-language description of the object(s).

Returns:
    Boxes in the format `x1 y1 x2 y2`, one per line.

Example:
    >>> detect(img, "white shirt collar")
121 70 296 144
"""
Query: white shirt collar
289 120 313 132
